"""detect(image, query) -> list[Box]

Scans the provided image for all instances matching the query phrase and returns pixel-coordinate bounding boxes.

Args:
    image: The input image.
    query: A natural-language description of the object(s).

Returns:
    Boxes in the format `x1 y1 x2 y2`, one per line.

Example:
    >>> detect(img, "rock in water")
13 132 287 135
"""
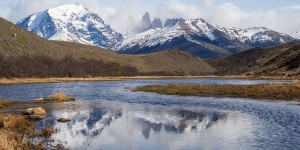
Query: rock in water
34 97 44 101
57 118 71 123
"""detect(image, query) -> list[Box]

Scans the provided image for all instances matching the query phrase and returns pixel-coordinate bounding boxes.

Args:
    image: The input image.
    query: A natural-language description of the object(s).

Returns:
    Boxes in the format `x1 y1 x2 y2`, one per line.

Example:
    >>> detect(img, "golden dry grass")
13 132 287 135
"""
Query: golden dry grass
45 92 76 102
0 114 60 150
135 83 300 101
0 114 40 150
0 77 124 85
0 75 291 85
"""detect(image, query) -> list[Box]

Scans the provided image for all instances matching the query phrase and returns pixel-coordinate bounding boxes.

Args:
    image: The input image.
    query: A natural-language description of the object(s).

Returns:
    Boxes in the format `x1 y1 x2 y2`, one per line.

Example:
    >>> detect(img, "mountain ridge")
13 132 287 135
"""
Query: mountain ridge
118 17 297 58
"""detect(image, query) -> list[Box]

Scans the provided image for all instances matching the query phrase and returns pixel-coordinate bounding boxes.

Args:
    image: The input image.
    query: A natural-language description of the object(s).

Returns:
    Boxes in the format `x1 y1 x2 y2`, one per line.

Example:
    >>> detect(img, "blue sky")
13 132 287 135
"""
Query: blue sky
0 0 299 33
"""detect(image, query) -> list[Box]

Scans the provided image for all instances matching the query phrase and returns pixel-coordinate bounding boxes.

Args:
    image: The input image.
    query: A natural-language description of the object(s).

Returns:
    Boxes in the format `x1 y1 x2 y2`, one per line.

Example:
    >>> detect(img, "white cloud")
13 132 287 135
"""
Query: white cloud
204 0 215 7
155 0 202 22
153 0 300 33
281 5 300 10
2 0 300 33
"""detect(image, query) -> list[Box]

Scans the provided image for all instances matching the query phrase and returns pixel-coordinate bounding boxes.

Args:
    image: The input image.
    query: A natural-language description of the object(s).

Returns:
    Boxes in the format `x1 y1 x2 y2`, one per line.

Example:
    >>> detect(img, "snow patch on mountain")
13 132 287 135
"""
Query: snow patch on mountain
17 4 123 49
186 19 216 41
290 32 300 39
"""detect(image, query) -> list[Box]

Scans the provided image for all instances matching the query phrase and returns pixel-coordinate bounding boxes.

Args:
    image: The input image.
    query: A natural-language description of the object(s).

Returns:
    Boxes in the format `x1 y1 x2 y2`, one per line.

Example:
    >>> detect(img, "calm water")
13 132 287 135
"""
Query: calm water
0 78 299 150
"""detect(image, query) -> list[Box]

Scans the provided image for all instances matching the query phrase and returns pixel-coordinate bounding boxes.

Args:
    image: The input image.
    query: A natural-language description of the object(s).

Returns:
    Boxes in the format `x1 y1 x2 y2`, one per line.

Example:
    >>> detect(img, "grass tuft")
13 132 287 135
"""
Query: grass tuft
45 92 76 102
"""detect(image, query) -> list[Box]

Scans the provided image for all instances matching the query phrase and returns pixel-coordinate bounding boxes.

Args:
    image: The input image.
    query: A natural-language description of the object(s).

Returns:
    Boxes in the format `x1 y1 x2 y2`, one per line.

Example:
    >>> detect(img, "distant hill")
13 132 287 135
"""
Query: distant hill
207 42 300 78
0 17 215 75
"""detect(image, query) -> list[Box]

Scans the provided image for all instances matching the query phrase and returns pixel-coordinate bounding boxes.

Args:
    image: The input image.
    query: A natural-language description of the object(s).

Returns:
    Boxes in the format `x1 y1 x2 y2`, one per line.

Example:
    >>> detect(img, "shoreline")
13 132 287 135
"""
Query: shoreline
0 75 297 85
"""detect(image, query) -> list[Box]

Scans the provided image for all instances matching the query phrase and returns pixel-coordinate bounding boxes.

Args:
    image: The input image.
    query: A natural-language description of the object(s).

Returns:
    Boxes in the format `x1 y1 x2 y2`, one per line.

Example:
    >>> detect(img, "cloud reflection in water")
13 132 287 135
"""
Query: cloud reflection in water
36 101 256 150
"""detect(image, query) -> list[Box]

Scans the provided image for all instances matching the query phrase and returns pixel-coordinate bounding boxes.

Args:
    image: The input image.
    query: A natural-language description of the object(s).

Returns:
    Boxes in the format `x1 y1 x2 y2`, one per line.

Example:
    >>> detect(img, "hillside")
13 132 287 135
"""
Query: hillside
0 17 215 75
207 42 300 78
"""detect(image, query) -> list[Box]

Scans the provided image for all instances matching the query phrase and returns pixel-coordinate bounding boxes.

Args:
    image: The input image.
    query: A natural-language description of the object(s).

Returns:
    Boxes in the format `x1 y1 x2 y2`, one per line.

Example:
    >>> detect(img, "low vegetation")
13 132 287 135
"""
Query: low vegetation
135 83 300 101
0 114 59 149
45 92 76 102
0 99 14 109
0 54 139 78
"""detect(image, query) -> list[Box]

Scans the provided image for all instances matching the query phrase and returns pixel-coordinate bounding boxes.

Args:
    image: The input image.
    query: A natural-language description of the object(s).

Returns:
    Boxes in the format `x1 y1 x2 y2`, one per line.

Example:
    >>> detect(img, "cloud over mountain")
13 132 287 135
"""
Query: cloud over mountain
1 0 300 33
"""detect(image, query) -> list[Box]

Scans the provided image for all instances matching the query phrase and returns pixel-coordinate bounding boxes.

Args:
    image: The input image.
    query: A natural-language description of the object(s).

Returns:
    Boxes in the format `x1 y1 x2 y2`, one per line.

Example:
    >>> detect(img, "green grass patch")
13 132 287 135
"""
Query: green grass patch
17 37 27 45
2 31 9 38
135 84 300 101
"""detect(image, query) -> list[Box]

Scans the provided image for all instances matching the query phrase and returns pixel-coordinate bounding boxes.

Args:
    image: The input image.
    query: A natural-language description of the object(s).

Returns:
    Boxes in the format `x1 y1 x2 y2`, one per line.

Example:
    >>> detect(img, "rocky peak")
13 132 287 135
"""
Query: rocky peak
151 17 163 29
137 12 152 32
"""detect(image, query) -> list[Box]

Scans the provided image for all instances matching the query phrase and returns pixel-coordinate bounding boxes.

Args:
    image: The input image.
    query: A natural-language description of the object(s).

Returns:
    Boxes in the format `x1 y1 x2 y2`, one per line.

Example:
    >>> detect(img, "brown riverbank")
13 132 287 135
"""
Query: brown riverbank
135 83 300 101
0 75 297 85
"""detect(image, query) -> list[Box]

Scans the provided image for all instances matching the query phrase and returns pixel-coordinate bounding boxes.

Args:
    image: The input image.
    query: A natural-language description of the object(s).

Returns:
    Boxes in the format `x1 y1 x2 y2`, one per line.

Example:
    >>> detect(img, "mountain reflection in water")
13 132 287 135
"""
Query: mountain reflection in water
36 101 254 149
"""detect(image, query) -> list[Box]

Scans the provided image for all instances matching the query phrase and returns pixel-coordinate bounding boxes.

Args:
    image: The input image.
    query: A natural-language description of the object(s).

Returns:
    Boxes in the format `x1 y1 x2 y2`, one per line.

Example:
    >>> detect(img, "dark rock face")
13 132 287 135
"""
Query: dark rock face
164 18 185 27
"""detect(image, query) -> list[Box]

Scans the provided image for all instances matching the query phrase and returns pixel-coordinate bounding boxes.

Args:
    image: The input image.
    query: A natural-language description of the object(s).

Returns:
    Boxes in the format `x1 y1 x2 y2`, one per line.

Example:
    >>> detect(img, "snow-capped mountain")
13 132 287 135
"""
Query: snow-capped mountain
117 18 297 58
16 5 298 58
290 32 300 39
17 4 123 49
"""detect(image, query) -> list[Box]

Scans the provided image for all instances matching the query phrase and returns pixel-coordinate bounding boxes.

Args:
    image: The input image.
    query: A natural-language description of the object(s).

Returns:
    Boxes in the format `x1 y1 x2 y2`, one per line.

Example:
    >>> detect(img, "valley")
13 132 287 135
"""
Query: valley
0 2 300 150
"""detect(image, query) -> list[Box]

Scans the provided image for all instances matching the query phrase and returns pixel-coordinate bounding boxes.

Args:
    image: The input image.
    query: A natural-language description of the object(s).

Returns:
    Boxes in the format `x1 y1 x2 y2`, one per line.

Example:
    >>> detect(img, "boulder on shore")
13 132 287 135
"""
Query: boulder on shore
22 108 34 115
22 107 46 119
33 107 46 116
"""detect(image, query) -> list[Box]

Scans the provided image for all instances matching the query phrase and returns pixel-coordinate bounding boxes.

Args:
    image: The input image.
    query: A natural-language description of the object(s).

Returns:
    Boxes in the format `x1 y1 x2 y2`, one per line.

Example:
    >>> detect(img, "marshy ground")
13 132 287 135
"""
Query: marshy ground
135 83 300 101
0 92 75 149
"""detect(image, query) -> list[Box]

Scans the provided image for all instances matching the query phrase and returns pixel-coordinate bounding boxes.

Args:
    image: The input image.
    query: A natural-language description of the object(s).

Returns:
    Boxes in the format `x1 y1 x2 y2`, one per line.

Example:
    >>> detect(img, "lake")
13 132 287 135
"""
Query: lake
0 78 299 150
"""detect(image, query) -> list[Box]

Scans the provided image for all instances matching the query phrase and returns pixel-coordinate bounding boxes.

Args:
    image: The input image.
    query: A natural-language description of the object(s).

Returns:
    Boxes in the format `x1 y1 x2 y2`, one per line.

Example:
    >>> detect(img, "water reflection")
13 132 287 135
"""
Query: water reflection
36 102 256 149
1 78 299 149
